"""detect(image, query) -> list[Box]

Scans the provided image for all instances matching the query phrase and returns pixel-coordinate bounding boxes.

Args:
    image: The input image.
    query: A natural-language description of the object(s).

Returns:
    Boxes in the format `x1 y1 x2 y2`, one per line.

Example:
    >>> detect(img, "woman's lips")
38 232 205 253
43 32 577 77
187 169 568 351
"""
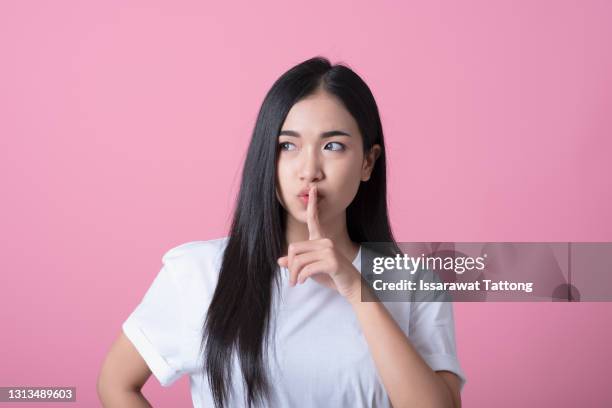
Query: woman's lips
298 194 324 205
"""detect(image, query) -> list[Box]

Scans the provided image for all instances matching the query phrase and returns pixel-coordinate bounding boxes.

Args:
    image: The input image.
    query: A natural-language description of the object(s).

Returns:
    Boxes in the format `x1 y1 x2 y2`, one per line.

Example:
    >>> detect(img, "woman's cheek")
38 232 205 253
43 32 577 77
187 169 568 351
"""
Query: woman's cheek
275 189 286 210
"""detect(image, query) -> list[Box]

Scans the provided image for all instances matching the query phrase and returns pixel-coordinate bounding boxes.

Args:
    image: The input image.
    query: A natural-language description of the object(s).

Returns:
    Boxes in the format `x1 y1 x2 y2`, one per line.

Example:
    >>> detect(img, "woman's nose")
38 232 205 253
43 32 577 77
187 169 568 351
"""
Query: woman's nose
299 149 323 181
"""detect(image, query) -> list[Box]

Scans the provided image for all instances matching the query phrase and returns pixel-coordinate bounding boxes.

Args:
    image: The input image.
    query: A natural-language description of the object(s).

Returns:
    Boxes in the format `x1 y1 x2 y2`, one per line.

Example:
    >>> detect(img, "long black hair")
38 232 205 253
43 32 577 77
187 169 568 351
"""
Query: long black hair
200 56 400 408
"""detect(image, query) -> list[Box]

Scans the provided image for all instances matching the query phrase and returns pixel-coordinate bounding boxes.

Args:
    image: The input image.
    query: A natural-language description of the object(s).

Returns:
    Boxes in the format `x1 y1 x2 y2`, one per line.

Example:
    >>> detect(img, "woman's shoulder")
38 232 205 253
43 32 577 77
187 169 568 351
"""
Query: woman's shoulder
162 236 229 262
156 237 230 324
160 236 230 283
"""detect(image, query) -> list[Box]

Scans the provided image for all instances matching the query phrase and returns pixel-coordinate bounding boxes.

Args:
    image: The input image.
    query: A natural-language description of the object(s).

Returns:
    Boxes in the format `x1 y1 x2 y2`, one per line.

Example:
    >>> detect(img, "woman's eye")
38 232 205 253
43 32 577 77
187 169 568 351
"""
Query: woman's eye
279 141 345 152
325 141 345 151
279 142 296 151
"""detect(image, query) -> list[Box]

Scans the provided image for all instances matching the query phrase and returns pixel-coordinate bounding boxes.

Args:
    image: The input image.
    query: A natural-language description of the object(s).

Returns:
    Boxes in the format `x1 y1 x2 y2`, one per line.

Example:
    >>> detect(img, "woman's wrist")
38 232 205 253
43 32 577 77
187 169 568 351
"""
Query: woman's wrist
346 275 378 306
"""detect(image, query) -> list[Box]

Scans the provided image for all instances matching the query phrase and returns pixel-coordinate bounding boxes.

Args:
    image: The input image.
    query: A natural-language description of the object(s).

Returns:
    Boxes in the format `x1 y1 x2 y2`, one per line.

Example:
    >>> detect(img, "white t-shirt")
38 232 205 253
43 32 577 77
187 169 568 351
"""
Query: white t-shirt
123 237 467 407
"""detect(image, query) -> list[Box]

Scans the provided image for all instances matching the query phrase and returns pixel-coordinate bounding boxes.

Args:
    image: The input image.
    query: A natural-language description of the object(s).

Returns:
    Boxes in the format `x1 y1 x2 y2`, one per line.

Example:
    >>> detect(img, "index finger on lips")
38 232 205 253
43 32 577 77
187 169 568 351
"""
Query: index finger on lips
307 185 322 240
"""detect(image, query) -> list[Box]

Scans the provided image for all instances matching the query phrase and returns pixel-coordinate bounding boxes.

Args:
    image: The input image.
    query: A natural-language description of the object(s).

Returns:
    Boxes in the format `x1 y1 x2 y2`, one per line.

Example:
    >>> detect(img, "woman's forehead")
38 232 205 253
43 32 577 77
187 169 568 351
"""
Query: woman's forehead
281 94 359 137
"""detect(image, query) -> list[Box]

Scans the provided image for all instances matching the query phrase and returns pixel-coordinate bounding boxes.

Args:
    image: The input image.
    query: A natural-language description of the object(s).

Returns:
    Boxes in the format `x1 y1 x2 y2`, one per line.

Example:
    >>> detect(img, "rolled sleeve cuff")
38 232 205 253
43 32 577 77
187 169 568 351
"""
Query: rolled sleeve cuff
122 318 182 387
421 353 467 392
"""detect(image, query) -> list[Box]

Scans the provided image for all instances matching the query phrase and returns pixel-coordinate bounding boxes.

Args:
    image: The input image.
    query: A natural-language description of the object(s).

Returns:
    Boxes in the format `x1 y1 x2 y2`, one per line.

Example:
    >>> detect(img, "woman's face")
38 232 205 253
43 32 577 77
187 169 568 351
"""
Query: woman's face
275 89 378 226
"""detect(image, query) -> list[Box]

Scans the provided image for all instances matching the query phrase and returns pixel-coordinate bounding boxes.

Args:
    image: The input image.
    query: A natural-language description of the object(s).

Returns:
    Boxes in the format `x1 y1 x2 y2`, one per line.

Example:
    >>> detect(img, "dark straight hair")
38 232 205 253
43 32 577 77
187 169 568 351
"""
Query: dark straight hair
200 56 400 408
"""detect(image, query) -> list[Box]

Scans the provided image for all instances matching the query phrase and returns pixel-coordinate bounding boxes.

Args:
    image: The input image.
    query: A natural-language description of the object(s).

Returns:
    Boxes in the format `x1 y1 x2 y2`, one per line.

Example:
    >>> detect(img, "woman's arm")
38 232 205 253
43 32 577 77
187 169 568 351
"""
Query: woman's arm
285 188 462 407
97 332 154 407
347 287 461 408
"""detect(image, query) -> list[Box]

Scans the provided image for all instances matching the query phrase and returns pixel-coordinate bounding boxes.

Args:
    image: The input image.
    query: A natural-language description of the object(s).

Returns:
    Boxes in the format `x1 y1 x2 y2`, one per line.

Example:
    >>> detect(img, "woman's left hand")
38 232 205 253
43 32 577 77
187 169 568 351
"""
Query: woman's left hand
276 186 362 302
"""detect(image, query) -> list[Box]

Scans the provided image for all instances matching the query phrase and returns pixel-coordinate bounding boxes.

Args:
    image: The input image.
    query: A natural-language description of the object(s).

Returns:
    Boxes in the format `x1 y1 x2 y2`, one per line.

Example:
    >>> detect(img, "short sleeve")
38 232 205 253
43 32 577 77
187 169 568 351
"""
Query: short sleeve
408 297 467 392
122 260 187 387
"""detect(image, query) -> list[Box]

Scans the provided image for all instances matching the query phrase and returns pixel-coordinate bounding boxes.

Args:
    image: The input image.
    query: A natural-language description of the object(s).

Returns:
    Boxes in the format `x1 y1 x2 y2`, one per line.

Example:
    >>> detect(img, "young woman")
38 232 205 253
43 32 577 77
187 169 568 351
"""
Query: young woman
98 56 466 408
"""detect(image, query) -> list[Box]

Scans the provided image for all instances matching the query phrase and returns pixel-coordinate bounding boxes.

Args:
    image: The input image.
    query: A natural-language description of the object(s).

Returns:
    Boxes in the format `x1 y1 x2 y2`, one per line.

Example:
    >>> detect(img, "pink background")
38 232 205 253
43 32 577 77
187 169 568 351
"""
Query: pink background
1 1 611 406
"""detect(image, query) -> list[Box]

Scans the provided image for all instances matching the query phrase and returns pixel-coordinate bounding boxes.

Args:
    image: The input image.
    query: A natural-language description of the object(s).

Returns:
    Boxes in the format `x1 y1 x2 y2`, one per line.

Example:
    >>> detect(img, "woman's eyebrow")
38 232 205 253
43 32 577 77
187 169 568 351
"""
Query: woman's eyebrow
278 130 351 138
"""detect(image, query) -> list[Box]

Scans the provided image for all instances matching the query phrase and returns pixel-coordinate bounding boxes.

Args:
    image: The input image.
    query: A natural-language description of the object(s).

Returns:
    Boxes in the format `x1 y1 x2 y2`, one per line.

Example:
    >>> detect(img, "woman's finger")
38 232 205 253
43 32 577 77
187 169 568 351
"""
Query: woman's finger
287 250 323 286
307 186 322 240
296 259 329 285
280 239 331 273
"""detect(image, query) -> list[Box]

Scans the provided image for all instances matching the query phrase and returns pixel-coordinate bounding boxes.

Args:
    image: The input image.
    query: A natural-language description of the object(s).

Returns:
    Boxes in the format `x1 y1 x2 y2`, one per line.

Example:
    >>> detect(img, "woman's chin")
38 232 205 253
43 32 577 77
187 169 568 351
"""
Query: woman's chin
287 210 318 224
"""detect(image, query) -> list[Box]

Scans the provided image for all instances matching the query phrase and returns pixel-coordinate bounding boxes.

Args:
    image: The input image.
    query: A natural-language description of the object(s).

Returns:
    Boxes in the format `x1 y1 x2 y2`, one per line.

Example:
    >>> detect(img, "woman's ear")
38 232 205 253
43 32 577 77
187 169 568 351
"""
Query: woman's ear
361 144 381 181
